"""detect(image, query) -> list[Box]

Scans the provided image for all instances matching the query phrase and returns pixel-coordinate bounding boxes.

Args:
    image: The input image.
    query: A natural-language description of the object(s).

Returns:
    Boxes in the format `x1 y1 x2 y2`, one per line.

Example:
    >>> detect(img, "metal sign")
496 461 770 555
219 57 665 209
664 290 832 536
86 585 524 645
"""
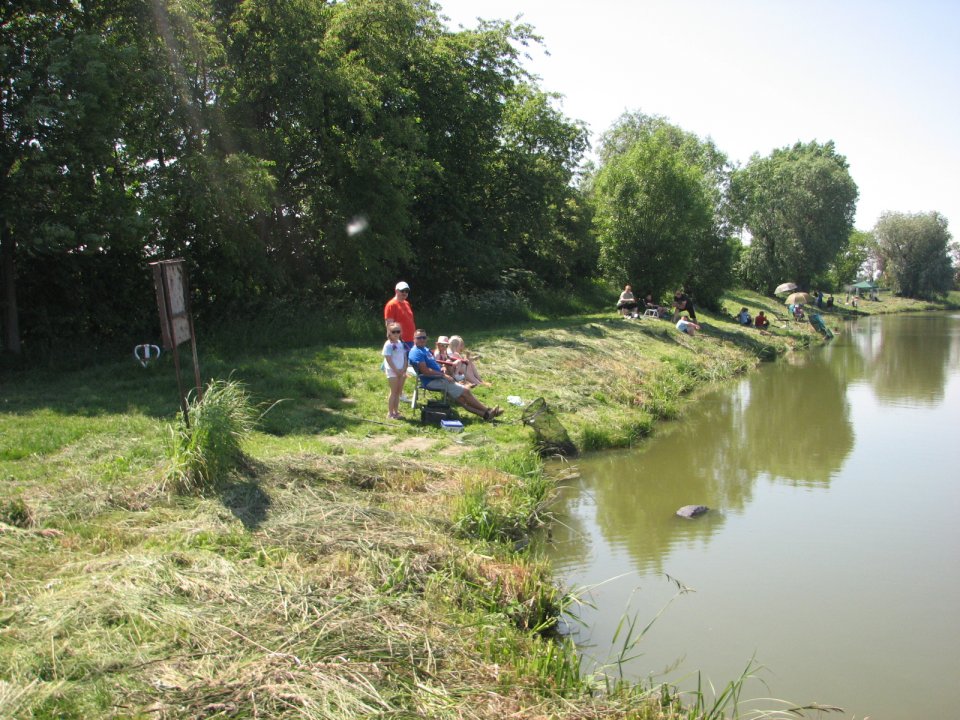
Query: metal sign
150 259 202 421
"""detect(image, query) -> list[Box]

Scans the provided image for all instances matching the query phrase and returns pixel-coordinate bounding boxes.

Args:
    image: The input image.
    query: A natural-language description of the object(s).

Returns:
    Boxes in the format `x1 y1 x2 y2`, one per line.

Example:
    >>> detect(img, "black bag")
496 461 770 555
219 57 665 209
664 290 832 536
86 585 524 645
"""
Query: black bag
421 399 456 426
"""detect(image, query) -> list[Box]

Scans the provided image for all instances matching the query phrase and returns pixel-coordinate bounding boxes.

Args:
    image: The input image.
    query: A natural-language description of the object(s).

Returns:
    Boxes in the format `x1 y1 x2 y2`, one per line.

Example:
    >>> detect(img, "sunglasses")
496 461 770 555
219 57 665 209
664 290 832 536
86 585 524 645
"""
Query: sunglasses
389 330 401 334
414 335 427 340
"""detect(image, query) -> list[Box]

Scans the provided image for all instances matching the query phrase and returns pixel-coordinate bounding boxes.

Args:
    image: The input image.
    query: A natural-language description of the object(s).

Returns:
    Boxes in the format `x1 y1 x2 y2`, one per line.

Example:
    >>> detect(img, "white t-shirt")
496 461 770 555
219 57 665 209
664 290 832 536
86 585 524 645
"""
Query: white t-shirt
382 340 407 378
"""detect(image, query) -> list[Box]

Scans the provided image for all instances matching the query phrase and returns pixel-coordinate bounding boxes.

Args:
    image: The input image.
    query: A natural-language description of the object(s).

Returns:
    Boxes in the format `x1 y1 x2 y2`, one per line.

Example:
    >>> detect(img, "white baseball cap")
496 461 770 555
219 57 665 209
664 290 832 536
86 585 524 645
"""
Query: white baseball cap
395 281 410 291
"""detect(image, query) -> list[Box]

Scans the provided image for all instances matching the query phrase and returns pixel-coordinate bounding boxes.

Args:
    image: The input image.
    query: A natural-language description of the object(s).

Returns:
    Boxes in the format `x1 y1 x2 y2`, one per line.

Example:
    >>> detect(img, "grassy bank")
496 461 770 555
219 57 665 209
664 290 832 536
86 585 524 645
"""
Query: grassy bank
1 291 954 718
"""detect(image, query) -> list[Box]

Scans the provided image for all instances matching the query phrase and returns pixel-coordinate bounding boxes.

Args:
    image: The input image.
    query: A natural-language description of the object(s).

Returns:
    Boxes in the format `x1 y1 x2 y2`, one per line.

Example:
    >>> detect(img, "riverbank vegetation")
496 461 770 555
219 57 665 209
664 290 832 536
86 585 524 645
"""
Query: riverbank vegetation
4 0 957 361
5 292 956 718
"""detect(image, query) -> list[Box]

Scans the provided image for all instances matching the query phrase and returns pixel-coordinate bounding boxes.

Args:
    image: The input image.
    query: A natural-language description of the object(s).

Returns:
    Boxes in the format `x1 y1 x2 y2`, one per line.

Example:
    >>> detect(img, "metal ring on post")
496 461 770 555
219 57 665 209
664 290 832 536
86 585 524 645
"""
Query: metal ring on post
134 344 161 367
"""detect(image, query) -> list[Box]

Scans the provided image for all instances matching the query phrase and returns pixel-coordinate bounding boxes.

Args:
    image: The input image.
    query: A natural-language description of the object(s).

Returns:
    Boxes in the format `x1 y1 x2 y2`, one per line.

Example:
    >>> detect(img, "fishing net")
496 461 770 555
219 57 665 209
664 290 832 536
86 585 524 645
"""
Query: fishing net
521 397 578 457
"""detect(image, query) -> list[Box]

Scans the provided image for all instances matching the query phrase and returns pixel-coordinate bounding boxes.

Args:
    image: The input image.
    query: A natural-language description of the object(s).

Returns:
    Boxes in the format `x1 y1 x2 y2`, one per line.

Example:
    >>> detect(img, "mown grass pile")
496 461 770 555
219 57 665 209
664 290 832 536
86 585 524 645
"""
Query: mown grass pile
4 291 952 718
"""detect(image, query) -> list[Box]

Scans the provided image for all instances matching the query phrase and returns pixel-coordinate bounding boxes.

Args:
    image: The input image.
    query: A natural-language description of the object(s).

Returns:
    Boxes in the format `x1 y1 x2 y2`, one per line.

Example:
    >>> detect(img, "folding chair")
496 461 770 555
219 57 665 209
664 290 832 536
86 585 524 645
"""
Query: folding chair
407 366 452 409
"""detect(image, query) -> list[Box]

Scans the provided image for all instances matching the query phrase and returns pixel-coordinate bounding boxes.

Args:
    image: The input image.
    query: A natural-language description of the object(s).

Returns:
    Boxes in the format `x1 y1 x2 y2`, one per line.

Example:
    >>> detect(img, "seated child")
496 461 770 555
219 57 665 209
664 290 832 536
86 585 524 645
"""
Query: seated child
737 307 752 326
434 336 459 378
447 335 488 387
676 315 701 336
754 311 769 330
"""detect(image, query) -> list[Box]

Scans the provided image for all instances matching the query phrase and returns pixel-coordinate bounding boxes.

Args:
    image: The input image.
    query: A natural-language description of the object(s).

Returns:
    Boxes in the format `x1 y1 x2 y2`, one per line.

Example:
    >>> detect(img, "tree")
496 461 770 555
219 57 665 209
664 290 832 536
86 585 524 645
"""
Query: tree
598 112 736 306
873 211 953 298
1 0 151 354
591 126 714 299
596 112 734 307
731 141 858 293
820 229 874 291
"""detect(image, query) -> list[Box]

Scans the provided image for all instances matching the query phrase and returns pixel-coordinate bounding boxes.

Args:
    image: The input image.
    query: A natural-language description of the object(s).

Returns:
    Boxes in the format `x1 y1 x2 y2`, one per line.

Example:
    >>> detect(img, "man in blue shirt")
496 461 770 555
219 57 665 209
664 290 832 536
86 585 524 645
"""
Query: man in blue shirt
408 330 502 421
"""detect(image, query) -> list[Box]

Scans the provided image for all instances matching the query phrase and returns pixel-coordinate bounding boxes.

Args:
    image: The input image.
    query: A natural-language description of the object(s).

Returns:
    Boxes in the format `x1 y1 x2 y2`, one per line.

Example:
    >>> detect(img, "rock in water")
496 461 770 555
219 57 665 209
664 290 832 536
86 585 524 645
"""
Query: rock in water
676 504 709 519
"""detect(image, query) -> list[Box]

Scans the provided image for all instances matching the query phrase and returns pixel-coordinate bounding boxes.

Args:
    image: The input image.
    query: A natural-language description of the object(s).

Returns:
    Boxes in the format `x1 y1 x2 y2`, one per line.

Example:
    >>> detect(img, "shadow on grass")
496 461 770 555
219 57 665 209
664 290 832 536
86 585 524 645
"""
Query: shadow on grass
0 345 368 437
220 474 272 531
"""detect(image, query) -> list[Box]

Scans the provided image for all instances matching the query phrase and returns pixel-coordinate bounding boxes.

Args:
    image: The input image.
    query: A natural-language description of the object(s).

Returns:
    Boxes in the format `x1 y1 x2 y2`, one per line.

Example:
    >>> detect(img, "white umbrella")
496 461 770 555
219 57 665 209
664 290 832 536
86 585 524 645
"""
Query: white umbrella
774 282 798 295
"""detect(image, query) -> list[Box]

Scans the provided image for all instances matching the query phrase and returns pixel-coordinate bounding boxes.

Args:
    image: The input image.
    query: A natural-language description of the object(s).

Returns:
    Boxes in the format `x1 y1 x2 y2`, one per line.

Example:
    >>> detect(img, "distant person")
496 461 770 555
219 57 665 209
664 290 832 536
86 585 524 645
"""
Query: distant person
617 284 638 317
672 290 696 322
737 307 752 326
754 312 769 330
384 281 415 349
408 330 502 420
851 296 859 309
676 315 701 336
826 295 834 309
382 323 408 420
645 293 669 318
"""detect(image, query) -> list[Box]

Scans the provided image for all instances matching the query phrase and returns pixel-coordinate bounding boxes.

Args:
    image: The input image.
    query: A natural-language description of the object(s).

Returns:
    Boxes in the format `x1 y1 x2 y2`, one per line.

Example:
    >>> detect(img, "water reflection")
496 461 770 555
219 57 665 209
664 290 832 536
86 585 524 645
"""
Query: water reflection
545 313 960 720
852 314 960 406
553 348 855 573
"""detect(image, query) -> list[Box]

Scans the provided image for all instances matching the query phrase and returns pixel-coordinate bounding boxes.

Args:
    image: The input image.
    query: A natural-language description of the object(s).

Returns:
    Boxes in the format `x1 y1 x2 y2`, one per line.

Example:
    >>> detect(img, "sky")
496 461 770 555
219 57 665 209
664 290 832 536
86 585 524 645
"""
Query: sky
437 0 960 233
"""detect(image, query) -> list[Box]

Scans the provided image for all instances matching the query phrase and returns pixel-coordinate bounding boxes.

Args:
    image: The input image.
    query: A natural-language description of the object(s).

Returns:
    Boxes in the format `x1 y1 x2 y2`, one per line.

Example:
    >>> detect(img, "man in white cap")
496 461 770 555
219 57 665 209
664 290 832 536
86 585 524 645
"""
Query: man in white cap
384 281 415 349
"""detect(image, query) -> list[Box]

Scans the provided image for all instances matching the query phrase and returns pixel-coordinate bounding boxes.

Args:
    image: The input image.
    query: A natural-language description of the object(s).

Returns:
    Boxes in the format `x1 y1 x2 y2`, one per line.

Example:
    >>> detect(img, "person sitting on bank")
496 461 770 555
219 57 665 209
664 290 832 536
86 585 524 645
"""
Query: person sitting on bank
644 293 669 318
754 311 770 330
676 315 701 336
617 284 638 317
826 295 834 309
671 290 697 322
792 303 805 321
434 335 458 378
447 335 488 387
408 330 502 420
737 307 752 326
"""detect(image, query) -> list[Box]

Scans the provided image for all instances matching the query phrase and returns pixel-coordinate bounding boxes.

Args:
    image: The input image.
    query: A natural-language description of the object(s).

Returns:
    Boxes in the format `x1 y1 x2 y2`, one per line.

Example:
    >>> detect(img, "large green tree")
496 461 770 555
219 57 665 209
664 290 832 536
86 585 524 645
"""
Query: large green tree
591 125 714 299
820 229 874 291
732 141 858 293
873 211 954 298
592 114 726 304
1 0 594 355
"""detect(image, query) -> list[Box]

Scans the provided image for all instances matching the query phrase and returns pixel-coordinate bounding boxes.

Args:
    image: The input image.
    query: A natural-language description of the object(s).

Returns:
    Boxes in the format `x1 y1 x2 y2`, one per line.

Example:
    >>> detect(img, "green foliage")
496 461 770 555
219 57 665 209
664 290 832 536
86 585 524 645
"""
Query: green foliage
166 378 258 493
732 140 859 292
2 0 593 358
820 229 875 292
592 127 714 297
453 451 551 544
0 497 33 528
873 211 954 298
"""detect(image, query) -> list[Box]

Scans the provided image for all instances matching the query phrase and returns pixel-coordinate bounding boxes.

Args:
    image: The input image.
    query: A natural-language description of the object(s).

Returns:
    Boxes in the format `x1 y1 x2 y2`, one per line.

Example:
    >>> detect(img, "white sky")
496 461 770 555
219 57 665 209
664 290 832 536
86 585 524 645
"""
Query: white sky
437 0 960 233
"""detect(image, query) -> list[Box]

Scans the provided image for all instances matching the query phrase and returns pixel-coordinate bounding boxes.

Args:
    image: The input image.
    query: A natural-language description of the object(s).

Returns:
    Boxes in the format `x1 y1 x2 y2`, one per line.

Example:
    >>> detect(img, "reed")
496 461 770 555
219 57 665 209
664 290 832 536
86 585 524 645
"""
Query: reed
166 378 258 493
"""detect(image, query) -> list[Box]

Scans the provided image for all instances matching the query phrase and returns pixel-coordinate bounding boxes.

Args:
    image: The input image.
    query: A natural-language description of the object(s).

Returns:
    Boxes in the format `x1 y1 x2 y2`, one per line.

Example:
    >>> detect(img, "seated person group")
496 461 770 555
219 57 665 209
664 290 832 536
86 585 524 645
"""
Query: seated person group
407 331 502 421
617 286 672 319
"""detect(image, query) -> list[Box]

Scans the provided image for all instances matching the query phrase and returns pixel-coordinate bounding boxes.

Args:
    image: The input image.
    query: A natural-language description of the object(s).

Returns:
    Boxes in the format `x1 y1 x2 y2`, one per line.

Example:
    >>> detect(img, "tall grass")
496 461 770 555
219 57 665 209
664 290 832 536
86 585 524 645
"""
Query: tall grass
452 449 553 545
166 378 258 493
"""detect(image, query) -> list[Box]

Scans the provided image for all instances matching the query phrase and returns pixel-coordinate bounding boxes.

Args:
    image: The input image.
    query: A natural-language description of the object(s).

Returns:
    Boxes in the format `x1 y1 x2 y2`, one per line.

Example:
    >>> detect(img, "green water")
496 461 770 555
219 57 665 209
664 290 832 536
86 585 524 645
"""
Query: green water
544 313 960 719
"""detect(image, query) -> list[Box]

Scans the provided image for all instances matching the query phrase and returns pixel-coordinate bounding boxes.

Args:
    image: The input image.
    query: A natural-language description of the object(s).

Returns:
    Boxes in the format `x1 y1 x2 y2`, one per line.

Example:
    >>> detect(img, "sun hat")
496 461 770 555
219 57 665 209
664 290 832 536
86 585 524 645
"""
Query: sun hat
395 281 410 291
437 335 450 345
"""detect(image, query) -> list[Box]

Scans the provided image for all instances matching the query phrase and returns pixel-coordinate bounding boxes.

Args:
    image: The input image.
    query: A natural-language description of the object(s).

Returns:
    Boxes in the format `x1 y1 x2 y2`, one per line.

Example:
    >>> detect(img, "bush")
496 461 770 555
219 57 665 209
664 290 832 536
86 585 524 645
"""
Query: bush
166 378 258 493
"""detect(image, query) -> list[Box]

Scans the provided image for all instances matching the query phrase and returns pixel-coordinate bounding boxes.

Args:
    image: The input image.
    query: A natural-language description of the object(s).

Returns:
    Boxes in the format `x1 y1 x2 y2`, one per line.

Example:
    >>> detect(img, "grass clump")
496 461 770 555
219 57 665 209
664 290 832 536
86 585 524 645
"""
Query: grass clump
166 378 258 493
0 498 33 529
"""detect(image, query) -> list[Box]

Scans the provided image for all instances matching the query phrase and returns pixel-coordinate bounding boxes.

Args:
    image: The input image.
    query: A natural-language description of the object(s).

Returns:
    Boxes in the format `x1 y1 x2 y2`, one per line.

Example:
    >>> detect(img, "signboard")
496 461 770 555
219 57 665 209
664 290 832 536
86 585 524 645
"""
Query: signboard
151 260 191 349
150 259 202 420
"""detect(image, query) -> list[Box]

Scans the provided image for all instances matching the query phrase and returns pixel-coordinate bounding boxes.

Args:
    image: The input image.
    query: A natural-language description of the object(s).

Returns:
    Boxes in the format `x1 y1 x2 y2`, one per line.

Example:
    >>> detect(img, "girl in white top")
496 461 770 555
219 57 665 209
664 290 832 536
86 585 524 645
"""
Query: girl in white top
447 335 488 387
382 323 408 419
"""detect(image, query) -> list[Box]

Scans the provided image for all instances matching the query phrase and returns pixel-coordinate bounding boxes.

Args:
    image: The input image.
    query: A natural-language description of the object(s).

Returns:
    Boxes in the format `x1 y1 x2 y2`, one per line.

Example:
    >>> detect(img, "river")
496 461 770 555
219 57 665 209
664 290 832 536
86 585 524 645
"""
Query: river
542 312 960 719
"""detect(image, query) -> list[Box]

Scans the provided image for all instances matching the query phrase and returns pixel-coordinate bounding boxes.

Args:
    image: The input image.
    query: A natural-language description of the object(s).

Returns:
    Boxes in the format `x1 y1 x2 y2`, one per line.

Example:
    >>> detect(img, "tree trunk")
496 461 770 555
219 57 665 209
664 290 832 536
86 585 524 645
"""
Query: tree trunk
1 225 21 355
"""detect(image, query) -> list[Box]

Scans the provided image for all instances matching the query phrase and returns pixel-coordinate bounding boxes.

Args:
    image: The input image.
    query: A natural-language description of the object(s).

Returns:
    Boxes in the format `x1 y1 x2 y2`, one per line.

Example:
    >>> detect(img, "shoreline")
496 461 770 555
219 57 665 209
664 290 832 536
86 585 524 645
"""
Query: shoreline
1 291 956 717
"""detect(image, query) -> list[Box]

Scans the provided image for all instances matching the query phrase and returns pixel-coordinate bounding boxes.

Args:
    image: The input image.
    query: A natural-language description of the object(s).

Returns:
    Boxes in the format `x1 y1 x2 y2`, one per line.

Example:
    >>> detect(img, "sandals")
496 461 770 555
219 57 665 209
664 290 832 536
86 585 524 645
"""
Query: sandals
483 405 503 421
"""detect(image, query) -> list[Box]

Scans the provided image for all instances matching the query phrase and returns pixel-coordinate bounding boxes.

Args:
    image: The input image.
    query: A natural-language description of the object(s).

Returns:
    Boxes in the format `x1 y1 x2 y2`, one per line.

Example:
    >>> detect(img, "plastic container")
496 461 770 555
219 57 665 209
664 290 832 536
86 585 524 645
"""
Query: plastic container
440 419 464 432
